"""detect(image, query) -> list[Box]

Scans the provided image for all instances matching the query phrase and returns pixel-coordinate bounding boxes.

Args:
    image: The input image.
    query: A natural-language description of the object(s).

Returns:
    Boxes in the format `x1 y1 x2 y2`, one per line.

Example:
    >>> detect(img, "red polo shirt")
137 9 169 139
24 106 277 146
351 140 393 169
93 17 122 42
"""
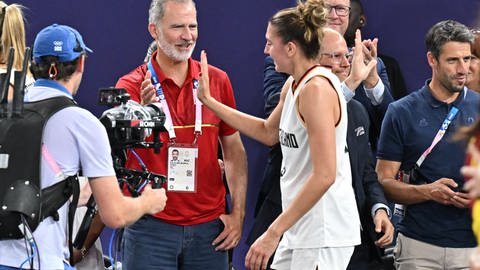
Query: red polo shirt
116 52 237 225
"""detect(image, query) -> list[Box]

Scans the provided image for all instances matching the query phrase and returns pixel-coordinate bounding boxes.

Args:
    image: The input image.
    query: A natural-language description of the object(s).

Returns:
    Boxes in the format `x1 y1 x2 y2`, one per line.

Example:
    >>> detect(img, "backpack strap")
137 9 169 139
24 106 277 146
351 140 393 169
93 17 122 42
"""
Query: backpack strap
40 176 79 221
67 176 80 264
25 96 77 118
30 97 81 260
39 174 79 261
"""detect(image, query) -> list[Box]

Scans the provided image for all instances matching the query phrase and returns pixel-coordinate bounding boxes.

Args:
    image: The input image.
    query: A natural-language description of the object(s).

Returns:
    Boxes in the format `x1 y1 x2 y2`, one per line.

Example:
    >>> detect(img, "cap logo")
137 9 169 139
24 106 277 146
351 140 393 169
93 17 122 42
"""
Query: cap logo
53 40 63 52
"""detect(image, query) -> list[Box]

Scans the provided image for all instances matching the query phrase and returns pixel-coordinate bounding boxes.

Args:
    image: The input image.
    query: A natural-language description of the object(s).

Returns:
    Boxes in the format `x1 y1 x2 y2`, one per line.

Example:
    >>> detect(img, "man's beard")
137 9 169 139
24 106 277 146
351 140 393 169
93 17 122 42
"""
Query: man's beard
157 32 195 62
441 74 465 93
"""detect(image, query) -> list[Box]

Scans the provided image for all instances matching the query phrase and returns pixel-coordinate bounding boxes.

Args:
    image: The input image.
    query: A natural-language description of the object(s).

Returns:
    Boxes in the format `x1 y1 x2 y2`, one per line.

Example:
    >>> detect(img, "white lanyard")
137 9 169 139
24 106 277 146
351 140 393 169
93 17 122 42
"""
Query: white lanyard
147 61 202 144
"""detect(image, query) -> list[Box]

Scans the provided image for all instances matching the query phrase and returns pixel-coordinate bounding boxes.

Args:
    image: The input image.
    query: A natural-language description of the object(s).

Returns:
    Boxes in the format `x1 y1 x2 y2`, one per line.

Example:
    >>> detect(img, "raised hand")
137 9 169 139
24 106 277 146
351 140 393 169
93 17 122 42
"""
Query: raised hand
363 37 378 59
345 29 377 90
197 50 211 104
140 70 157 105
362 37 380 88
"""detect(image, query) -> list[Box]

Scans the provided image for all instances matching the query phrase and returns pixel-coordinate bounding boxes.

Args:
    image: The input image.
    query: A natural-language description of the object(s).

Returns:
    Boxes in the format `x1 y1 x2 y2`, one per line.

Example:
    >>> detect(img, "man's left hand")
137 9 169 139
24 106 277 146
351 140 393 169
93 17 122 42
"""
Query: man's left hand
212 213 244 251
450 191 473 208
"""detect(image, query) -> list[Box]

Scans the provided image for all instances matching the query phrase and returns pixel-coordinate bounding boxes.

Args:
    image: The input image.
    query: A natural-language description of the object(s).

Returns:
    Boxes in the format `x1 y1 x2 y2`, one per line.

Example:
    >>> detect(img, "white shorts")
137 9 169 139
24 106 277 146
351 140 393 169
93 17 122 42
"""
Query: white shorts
271 241 354 270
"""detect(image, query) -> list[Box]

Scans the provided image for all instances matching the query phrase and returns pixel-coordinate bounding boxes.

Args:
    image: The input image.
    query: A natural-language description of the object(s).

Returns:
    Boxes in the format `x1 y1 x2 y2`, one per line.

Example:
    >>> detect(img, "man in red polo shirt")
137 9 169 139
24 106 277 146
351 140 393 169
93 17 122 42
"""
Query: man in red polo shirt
115 0 247 269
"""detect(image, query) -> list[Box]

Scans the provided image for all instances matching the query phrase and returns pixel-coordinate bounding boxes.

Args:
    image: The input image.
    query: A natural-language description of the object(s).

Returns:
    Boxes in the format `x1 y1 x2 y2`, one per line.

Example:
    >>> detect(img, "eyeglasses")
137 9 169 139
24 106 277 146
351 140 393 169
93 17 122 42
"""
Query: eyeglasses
325 5 351 17
320 51 353 64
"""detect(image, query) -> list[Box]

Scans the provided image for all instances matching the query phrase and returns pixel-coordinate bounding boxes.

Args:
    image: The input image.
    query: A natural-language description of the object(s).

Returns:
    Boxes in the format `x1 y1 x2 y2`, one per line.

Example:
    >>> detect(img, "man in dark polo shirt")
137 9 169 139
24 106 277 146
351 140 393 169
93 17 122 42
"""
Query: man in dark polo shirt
376 20 479 269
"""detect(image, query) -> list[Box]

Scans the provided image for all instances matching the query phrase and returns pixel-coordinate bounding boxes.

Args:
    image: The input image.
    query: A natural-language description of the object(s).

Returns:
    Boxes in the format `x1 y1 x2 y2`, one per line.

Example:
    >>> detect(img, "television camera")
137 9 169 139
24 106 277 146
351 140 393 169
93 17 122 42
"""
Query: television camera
98 87 167 192
73 87 167 250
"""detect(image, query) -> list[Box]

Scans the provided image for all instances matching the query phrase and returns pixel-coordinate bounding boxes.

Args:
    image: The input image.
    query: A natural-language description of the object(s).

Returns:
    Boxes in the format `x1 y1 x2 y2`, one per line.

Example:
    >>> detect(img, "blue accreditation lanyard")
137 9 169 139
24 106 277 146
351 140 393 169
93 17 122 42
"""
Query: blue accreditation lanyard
416 105 459 167
147 60 202 144
33 79 73 98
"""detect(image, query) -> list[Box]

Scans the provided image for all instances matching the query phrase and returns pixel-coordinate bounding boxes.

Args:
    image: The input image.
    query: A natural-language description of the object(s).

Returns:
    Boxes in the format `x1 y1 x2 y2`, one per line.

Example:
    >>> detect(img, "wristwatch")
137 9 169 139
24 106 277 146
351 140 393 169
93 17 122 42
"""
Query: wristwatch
80 247 88 259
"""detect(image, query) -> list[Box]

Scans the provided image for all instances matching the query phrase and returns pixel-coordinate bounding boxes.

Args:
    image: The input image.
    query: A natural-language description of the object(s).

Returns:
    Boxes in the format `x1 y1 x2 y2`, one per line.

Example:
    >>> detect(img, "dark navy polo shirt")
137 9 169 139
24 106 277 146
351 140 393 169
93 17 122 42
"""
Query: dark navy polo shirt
377 80 480 247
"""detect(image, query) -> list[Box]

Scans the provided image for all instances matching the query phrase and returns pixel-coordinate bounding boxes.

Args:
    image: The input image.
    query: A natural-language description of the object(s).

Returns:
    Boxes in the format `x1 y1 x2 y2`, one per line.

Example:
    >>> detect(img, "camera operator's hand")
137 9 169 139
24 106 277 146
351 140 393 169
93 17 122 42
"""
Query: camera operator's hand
141 185 167 214
140 70 157 105
212 212 244 251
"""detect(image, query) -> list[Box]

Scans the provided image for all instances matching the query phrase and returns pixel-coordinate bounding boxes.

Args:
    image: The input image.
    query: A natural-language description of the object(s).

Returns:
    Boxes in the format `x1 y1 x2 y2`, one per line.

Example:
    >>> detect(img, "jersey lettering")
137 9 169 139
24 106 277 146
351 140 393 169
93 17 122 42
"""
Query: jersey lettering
279 129 299 148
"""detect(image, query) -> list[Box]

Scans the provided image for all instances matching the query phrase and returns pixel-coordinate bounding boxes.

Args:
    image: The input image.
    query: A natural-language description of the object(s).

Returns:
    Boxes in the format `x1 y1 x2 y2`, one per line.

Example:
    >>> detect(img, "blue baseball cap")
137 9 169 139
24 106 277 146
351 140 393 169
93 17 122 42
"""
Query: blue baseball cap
33 23 93 64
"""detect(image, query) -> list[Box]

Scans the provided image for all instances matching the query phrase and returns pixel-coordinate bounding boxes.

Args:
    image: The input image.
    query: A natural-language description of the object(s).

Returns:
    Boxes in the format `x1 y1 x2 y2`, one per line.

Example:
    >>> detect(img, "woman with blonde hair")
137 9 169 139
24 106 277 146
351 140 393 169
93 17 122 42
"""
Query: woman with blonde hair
0 1 34 99
197 0 360 269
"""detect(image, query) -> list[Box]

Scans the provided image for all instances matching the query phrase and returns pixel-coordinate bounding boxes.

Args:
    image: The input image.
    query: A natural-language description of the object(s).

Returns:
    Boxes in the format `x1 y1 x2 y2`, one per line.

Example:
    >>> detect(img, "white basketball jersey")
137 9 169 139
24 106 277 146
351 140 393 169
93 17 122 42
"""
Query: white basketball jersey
278 66 360 248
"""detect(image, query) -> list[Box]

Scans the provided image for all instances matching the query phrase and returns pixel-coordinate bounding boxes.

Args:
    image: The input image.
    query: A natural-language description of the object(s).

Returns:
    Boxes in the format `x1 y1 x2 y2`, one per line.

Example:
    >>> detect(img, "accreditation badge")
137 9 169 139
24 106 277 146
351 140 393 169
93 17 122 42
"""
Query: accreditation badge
167 144 198 192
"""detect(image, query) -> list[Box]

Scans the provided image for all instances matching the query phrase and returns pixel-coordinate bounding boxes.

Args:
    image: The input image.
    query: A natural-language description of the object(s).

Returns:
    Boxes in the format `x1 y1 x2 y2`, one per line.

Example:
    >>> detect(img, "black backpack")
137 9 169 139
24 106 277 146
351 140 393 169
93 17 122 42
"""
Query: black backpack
0 96 79 240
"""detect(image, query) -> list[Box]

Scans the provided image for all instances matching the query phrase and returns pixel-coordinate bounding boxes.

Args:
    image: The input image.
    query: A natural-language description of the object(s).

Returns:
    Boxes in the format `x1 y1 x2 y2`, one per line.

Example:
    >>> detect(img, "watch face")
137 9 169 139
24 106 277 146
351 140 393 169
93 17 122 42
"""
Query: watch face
81 247 88 257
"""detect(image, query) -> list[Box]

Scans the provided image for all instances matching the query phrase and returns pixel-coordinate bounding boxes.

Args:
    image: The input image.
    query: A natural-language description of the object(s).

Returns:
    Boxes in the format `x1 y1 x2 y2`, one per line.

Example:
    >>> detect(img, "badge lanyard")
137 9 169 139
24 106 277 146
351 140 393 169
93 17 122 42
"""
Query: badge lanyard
394 105 459 218
147 60 202 192
147 60 202 144
415 106 459 167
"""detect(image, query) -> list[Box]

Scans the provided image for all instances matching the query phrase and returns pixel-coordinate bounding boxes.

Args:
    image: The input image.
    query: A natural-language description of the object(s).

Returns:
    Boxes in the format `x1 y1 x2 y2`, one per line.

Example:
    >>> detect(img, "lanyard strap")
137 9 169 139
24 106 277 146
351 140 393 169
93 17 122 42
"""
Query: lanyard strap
42 144 65 182
147 60 202 144
192 79 202 136
416 106 459 167
147 61 176 140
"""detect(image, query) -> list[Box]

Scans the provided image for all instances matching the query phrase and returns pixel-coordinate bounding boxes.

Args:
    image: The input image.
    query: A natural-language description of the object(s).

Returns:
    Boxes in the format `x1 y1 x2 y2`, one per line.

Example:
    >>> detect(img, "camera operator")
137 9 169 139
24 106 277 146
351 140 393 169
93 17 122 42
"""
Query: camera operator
0 24 167 270
115 1 248 269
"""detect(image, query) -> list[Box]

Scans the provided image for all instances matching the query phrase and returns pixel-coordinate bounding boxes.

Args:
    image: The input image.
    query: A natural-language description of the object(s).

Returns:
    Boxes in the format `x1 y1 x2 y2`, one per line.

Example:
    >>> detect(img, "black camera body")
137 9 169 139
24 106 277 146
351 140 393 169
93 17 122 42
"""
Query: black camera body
98 87 166 152
97 87 167 190
73 88 168 250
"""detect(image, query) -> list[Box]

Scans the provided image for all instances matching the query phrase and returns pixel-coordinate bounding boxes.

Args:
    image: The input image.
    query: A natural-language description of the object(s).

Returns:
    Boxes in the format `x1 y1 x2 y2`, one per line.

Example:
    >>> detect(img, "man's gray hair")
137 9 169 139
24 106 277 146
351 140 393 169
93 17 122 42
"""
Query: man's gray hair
425 20 474 59
148 0 196 26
